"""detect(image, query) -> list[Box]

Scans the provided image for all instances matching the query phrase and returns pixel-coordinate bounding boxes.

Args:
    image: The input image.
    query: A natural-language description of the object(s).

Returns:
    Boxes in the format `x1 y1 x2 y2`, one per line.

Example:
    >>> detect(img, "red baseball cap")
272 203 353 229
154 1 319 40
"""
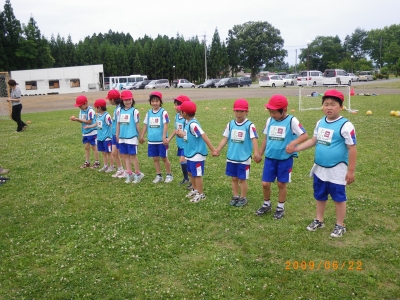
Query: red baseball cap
174 95 191 103
265 94 288 110
323 89 344 102
74 95 88 107
121 90 133 100
106 89 120 100
178 101 196 114
94 99 107 107
233 98 249 111
150 91 162 100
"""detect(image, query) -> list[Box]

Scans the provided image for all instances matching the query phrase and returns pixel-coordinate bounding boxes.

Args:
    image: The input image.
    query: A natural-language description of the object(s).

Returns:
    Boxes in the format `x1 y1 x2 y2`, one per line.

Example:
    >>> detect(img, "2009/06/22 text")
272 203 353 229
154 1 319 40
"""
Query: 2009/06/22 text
285 260 363 271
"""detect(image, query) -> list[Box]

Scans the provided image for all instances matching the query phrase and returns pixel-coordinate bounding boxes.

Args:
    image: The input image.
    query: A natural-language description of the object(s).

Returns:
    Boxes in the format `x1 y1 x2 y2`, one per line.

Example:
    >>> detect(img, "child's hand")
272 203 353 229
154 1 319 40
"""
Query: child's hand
176 130 184 138
70 116 76 121
83 125 88 129
212 150 220 156
163 138 169 146
345 171 355 185
253 153 262 163
286 143 296 154
139 137 145 144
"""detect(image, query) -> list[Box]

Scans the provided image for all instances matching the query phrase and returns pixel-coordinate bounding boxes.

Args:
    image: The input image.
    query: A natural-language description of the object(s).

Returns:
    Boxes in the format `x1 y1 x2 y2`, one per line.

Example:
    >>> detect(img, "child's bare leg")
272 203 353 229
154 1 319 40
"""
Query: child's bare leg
153 157 161 174
277 181 287 203
102 152 108 166
131 155 140 174
161 157 171 174
316 200 328 222
262 181 272 200
84 143 90 161
112 145 122 168
194 176 203 194
92 145 99 161
334 201 346 226
232 177 239 196
239 179 248 198
188 172 196 190
124 155 132 173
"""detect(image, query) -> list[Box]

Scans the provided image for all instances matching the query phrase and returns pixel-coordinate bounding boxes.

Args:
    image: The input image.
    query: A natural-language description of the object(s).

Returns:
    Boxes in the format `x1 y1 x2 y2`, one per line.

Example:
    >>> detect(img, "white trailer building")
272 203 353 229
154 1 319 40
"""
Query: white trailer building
10 64 104 96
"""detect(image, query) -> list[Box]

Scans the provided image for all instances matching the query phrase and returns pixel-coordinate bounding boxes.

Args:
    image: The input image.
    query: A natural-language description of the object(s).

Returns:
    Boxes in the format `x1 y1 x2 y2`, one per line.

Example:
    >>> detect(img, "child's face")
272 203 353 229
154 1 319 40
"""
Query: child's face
151 98 161 109
234 110 247 122
268 108 286 121
79 103 89 110
322 98 342 120
124 99 133 108
174 101 182 113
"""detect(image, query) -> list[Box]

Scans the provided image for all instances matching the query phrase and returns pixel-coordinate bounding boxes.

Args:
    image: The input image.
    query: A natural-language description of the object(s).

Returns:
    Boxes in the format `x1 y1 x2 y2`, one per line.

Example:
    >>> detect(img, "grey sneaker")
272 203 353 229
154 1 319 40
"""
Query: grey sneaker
105 166 116 173
235 197 248 207
230 196 239 206
190 193 206 203
132 172 145 184
125 173 134 184
153 175 163 183
117 171 127 179
165 174 173 183
255 204 272 216
98 165 108 172
187 182 193 190
330 224 346 238
274 207 285 219
306 219 325 231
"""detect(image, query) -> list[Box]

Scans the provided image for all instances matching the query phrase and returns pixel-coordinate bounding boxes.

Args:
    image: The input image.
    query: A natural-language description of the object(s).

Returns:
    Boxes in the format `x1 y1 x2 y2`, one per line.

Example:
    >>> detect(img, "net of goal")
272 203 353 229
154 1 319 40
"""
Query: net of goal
298 85 356 112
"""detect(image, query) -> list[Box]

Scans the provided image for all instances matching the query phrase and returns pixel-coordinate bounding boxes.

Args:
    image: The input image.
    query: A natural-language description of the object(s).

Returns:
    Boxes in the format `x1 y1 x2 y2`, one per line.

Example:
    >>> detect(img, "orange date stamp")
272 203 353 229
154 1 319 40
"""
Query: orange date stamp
285 260 363 271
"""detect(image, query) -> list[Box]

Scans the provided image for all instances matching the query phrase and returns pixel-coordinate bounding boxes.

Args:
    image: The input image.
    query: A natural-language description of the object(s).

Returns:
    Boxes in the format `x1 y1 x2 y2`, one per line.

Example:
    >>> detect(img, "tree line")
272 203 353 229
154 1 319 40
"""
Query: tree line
1 0 399 83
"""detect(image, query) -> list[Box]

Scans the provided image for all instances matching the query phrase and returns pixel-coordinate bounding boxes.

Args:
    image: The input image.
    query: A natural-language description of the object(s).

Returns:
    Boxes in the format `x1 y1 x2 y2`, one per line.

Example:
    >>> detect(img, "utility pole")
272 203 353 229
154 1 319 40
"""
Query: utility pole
203 33 207 80
295 49 297 74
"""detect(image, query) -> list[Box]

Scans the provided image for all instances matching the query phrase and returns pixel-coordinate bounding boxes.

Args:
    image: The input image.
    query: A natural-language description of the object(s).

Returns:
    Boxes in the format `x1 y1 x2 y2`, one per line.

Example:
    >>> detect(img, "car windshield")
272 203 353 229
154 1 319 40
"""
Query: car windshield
220 78 229 82
204 80 213 84
299 72 308 77
148 80 157 84
260 76 269 81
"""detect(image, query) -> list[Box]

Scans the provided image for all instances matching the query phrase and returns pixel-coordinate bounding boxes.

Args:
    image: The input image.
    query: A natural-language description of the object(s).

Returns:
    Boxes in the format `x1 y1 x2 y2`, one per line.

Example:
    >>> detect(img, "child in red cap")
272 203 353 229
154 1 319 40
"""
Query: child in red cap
213 99 262 207
83 99 113 172
256 94 308 219
70 95 100 168
292 89 357 238
176 101 216 203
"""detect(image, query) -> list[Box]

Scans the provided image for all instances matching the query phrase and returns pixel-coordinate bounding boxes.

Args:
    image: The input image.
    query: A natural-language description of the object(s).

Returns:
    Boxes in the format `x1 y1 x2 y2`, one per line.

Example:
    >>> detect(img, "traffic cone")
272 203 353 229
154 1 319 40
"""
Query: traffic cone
350 87 355 96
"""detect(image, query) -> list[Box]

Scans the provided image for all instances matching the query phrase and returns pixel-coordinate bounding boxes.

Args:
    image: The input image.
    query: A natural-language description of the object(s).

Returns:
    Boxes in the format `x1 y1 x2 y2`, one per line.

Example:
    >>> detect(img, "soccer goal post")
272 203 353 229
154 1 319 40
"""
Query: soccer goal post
298 85 355 112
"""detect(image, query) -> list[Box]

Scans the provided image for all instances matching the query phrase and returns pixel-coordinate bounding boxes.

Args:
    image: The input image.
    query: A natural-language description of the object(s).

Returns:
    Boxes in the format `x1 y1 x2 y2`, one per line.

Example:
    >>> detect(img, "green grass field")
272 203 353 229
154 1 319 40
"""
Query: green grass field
1 94 400 299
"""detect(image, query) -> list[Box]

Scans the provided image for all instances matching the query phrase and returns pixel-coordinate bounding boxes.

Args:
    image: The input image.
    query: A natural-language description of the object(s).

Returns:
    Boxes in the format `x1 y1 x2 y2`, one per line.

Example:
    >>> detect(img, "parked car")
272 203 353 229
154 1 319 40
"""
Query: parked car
359 71 374 81
296 70 324 86
215 77 240 88
283 74 297 86
132 81 143 90
145 79 170 89
323 69 352 86
135 80 152 90
347 73 359 82
238 77 252 87
122 82 138 90
174 79 195 88
198 79 220 88
259 75 285 87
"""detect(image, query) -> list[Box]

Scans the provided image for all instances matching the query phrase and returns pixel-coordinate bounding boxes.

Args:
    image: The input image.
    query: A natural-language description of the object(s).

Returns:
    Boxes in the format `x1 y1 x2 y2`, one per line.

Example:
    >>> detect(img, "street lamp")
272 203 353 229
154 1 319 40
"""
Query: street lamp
173 65 175 80
306 40 311 86
351 55 354 73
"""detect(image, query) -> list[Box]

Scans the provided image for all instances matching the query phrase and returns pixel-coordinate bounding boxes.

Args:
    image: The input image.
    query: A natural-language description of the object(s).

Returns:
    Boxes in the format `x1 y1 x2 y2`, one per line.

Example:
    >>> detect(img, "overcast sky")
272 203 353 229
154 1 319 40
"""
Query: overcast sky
8 0 400 66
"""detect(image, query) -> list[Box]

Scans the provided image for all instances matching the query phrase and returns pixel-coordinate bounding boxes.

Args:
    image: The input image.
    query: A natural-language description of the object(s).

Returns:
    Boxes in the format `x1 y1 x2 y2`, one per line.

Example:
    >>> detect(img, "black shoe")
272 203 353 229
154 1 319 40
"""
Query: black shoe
179 179 189 185
255 204 272 216
274 207 285 219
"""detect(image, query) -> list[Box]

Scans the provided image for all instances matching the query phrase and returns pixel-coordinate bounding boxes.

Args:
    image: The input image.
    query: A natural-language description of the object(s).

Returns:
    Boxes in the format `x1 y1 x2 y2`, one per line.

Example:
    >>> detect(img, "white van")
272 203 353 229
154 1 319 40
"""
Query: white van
359 71 374 81
323 69 352 86
297 70 324 86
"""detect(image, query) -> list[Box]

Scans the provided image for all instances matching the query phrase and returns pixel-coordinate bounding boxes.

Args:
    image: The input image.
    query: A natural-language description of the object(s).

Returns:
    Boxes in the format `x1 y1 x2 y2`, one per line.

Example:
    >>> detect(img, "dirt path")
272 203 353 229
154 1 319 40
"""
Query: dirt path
3 85 400 114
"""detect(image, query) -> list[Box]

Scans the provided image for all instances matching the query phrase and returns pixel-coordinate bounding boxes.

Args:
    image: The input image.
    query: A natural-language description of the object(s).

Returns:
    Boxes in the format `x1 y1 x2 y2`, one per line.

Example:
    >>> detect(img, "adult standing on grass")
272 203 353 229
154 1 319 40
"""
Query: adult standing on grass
290 90 357 238
7 79 28 132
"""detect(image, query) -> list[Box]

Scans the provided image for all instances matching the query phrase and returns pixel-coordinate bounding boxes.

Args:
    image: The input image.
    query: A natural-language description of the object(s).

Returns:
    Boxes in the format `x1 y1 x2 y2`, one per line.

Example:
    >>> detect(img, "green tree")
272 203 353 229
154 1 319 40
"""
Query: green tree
230 21 287 79
208 28 224 78
1 0 21 71
226 29 241 77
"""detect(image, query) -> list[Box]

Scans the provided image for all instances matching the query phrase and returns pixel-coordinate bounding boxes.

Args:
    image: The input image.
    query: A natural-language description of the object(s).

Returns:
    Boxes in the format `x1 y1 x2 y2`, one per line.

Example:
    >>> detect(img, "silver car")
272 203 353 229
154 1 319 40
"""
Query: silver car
175 79 195 88
145 79 170 89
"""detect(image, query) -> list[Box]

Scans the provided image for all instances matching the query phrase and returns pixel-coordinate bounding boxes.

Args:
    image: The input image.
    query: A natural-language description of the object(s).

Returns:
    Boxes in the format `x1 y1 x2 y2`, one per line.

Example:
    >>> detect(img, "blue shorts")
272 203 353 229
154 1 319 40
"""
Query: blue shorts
262 157 293 183
313 174 347 202
148 144 168 158
82 135 97 146
177 148 184 157
187 160 205 177
97 140 112 153
112 135 119 149
119 143 138 155
226 162 250 180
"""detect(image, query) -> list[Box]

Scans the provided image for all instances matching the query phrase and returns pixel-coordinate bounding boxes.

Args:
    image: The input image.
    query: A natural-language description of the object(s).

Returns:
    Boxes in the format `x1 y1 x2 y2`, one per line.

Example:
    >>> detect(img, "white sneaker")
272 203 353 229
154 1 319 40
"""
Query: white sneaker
98 165 108 172
152 175 163 183
112 169 125 178
105 166 116 173
186 189 198 198
190 193 206 203
117 171 127 179
125 173 134 184
164 174 173 183
132 172 145 184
